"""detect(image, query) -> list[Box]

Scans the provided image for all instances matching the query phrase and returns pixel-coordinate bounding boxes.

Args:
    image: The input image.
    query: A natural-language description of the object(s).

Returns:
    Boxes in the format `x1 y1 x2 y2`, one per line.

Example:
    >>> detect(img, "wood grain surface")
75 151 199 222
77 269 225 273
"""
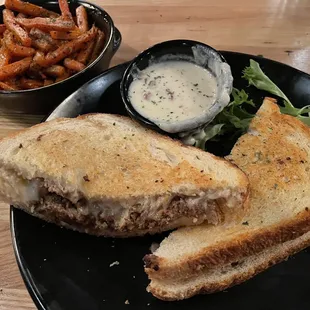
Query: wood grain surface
1 0 310 308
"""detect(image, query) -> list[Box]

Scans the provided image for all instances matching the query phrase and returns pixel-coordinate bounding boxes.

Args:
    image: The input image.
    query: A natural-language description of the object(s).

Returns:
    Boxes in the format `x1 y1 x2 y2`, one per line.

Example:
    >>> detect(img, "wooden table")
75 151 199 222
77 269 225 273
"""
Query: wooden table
1 0 310 308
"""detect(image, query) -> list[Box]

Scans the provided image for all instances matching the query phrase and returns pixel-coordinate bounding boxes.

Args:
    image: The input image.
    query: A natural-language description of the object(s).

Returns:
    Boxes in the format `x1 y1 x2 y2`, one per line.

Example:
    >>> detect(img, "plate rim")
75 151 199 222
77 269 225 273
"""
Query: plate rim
9 50 310 310
10 209 47 310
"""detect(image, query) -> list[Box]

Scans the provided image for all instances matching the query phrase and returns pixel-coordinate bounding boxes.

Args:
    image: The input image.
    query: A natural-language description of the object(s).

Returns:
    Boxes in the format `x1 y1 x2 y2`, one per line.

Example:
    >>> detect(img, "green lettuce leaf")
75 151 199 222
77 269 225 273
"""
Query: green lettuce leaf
243 59 310 124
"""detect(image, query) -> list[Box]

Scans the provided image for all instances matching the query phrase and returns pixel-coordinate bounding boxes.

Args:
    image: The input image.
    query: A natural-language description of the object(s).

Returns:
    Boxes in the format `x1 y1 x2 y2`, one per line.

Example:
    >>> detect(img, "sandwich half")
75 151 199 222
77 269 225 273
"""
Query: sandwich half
144 98 310 299
0 113 248 237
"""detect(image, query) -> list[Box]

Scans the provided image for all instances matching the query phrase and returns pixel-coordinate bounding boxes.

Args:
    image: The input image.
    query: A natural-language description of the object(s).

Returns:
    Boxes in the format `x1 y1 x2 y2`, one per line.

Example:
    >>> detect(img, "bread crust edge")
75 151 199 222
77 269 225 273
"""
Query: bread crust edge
144 209 310 279
147 228 310 301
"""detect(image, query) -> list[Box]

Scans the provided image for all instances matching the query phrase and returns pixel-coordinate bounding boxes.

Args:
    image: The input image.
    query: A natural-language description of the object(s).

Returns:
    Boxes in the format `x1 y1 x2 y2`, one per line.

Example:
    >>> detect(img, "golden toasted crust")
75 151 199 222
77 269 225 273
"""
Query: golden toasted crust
0 113 248 200
145 209 310 278
145 98 310 289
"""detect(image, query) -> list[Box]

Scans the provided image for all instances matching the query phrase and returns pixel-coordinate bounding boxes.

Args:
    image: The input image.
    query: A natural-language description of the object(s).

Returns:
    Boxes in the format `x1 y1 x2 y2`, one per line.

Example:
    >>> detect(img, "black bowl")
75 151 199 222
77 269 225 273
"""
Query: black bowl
120 39 228 134
0 0 121 115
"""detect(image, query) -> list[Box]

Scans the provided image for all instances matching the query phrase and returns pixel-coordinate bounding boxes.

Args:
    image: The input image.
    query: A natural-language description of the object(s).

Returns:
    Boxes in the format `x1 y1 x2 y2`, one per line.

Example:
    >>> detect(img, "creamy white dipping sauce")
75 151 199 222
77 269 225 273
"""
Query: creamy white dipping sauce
128 60 218 132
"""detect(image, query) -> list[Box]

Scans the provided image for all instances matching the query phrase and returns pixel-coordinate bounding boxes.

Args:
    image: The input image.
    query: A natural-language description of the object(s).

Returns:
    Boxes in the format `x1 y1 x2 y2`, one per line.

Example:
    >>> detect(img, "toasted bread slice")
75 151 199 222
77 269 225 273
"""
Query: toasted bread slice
0 113 248 237
145 98 310 298
147 229 310 301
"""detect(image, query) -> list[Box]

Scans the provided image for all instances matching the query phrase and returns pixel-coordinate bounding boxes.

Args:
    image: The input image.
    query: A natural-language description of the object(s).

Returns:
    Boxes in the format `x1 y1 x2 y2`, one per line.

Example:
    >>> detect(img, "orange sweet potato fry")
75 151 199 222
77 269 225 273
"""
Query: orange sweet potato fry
20 77 44 89
44 65 66 77
76 38 95 64
76 6 88 33
59 0 73 21
4 30 35 57
5 0 59 18
0 24 6 34
50 29 81 40
16 17 75 32
0 56 32 81
36 26 97 67
89 29 105 63
64 58 85 72
0 81 17 90
0 45 11 67
3 9 32 47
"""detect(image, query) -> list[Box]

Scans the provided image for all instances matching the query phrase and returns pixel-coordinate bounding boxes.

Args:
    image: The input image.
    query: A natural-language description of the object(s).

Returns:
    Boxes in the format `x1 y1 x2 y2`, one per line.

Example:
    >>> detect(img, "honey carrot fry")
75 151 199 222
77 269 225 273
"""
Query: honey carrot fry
27 58 47 78
3 9 32 47
55 70 70 82
50 29 82 40
0 81 17 90
3 31 35 57
30 29 57 53
44 79 54 86
44 65 66 77
16 17 75 32
89 30 105 63
33 50 45 65
55 39 69 47
20 77 43 89
30 28 58 46
36 26 97 67
31 37 54 52
76 6 88 33
27 64 46 80
59 0 73 21
76 37 95 64
5 0 59 18
0 56 32 81
6 78 20 89
0 45 11 67
0 24 6 34
16 13 27 18
64 58 85 72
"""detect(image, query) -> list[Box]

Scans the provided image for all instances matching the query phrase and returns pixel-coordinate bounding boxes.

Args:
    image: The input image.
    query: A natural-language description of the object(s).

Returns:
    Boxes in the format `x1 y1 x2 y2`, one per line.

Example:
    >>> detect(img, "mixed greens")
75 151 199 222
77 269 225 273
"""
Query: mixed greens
243 60 310 125
182 59 310 153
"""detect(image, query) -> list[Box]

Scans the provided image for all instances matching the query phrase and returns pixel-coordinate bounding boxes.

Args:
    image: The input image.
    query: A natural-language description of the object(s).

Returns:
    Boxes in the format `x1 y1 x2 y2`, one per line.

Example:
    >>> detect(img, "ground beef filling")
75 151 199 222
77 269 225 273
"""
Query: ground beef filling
29 191 224 236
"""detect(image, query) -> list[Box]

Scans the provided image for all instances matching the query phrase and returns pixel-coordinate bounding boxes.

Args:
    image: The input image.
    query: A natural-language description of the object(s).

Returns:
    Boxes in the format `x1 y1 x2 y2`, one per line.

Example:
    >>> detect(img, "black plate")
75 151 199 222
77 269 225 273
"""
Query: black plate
11 52 310 310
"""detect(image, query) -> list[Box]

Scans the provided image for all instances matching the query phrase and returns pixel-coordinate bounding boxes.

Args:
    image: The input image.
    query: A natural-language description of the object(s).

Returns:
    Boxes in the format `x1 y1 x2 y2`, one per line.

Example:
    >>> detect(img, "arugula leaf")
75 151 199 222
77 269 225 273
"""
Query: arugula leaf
242 59 310 124
213 88 255 132
230 88 255 107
